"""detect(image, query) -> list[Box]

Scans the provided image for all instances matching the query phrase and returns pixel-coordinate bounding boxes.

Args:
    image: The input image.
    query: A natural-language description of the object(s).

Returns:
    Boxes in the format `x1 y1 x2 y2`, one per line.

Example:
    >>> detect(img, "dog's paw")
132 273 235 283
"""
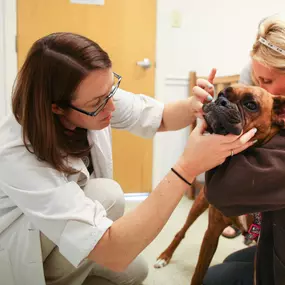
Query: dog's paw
154 258 169 269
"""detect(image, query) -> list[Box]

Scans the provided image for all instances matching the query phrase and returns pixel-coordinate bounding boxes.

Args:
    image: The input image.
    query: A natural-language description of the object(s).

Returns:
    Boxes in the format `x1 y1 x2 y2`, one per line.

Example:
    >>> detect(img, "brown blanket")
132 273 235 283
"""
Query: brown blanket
205 130 285 285
205 130 285 216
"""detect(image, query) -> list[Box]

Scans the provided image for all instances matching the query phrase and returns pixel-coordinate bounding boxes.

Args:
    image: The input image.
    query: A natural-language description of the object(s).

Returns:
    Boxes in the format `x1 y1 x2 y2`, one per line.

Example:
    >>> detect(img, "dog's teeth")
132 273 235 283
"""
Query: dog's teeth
154 259 168 268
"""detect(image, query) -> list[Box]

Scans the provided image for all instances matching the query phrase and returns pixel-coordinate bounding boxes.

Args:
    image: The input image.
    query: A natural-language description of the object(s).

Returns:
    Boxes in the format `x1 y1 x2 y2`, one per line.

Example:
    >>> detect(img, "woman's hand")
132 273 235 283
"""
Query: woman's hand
175 120 257 180
189 68 217 119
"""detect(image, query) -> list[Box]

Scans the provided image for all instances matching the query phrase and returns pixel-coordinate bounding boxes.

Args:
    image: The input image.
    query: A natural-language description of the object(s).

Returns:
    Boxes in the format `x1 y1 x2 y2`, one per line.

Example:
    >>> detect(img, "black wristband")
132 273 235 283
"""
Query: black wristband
171 168 192 187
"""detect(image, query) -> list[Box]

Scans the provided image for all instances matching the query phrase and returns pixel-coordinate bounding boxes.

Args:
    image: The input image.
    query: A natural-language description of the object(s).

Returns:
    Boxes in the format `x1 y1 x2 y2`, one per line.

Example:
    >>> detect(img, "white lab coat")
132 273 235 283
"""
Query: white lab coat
0 89 164 285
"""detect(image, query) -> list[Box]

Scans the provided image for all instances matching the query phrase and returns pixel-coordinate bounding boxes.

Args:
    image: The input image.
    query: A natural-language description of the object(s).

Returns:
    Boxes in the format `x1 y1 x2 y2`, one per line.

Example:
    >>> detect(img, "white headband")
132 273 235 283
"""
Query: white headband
259 37 285 56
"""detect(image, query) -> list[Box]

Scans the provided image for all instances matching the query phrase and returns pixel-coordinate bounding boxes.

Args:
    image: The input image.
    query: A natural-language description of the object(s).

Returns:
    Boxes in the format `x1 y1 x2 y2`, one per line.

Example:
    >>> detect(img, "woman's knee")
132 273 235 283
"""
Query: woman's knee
203 262 254 285
84 178 125 221
91 255 148 285
223 246 256 263
129 257 148 285
117 255 149 285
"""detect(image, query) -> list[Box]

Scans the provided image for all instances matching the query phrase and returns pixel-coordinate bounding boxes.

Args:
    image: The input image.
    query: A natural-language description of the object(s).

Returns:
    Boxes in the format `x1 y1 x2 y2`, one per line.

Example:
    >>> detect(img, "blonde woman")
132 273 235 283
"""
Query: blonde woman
200 15 285 285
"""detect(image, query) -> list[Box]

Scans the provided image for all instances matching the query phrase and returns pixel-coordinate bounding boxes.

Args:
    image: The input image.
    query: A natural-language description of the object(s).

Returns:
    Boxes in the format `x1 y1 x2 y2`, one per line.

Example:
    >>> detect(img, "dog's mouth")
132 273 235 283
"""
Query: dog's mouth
203 97 243 135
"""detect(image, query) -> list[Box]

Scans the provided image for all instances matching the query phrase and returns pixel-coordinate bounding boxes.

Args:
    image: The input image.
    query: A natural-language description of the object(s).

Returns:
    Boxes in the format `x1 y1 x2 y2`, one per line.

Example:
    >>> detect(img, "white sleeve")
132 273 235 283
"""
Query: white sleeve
239 61 254 85
111 88 164 138
0 162 113 267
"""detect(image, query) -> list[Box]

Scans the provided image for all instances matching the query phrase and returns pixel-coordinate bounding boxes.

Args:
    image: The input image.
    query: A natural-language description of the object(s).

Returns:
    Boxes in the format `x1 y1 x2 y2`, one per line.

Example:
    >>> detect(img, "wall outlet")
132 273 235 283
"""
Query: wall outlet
171 10 182 28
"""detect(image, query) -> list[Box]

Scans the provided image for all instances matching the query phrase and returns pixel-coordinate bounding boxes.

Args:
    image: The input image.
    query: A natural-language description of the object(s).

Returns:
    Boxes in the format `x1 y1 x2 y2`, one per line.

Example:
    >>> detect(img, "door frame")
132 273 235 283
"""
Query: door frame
0 0 17 116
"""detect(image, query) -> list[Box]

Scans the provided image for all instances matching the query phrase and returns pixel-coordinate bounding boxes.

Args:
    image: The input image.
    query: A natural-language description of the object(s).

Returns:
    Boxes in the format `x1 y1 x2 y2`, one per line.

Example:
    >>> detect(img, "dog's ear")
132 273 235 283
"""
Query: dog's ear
273 95 285 128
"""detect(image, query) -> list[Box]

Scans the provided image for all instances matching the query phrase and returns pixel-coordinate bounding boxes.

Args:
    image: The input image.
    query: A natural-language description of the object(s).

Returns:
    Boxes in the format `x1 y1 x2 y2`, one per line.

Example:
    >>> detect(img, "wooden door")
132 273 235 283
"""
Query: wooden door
17 0 157 193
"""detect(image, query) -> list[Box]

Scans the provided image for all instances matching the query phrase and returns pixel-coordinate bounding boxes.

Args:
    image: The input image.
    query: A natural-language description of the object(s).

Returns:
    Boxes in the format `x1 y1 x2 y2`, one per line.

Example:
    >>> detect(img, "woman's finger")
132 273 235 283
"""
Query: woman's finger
193 119 208 135
217 128 256 146
192 86 213 102
231 140 257 156
196 78 215 97
226 128 257 149
238 128 257 144
196 78 214 90
207 68 217 84
195 112 205 119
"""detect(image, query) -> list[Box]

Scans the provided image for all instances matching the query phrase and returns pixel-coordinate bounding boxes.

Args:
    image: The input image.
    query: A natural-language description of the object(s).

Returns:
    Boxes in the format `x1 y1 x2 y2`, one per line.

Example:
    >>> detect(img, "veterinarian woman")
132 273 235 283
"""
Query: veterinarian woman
0 33 256 285
200 15 285 285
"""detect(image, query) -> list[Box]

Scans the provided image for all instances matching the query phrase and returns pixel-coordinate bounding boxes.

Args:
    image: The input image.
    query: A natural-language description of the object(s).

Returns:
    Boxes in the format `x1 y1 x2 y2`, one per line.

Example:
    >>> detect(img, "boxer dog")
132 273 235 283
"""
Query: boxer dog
154 85 285 285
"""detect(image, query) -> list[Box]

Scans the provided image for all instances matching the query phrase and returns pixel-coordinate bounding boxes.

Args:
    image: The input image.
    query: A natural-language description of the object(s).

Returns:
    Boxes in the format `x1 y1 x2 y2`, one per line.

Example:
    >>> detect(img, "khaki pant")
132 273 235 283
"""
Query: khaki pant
41 179 148 285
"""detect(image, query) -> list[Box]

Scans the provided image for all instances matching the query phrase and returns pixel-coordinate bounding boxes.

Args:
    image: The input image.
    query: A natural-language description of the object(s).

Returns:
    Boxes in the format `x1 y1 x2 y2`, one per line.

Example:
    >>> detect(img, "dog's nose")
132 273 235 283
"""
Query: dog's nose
220 98 228 107
216 96 230 107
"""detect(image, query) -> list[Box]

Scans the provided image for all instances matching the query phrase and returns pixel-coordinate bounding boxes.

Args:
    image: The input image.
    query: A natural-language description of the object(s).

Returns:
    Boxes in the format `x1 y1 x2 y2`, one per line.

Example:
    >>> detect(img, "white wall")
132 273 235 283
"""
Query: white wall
153 0 285 188
0 0 17 119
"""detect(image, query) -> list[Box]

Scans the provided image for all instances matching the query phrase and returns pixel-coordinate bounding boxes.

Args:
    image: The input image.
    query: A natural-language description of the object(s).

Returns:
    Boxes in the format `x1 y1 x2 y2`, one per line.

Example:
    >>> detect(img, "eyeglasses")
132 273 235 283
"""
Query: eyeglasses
68 72 122 117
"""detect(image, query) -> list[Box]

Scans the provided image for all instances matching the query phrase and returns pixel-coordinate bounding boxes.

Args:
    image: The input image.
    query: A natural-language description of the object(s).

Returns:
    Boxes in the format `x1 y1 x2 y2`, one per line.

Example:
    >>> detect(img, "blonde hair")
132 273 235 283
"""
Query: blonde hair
251 15 285 73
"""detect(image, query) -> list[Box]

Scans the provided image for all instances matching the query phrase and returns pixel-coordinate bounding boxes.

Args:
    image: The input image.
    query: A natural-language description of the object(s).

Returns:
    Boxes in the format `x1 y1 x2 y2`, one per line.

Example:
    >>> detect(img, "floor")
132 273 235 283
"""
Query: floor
125 196 247 285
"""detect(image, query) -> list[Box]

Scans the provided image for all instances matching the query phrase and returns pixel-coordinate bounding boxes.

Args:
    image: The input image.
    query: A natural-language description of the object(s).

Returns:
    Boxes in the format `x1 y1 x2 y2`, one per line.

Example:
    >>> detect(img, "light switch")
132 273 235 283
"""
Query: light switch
171 10 182 28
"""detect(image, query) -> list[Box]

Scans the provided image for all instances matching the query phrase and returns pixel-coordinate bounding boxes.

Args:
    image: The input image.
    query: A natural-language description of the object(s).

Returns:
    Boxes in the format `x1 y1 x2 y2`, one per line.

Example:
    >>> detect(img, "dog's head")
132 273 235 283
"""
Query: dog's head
203 84 285 144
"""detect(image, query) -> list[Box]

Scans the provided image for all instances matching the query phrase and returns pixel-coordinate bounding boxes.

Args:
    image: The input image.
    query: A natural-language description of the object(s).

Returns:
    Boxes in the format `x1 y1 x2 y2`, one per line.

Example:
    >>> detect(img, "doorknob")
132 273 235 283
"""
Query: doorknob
137 58 152 69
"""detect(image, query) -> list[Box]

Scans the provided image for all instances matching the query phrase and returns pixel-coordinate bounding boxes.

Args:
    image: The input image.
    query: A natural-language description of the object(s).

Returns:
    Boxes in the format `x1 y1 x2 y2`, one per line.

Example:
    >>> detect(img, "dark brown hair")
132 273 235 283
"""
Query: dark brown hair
12 32 112 174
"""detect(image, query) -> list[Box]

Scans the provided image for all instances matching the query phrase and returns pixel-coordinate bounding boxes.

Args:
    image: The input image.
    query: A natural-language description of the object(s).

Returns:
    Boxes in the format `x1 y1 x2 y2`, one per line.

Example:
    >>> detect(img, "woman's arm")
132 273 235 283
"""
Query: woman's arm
157 97 208 132
88 123 257 271
88 168 192 271
111 88 213 136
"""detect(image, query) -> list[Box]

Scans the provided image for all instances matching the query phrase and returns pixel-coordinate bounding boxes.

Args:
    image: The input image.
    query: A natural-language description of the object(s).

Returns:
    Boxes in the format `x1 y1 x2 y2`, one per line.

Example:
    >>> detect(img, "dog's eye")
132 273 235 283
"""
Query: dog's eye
244 101 258 111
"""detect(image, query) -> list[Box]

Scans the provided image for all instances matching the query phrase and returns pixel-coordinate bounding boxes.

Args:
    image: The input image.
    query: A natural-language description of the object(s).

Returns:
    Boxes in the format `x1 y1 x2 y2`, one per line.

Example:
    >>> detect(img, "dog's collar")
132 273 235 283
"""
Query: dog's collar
259 37 285 56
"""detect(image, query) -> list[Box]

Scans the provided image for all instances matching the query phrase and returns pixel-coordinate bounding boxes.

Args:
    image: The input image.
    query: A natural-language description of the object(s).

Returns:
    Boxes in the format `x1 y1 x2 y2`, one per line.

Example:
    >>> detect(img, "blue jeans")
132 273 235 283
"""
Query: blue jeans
203 246 256 285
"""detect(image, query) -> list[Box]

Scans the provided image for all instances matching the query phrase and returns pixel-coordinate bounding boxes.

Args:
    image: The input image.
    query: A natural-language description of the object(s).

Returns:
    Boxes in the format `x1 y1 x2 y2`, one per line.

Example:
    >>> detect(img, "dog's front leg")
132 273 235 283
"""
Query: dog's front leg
190 206 230 285
154 188 209 268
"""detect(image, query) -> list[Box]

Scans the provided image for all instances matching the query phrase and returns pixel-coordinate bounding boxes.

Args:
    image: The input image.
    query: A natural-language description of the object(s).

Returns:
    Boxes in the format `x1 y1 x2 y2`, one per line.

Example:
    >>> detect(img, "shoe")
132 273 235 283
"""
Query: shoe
221 225 241 239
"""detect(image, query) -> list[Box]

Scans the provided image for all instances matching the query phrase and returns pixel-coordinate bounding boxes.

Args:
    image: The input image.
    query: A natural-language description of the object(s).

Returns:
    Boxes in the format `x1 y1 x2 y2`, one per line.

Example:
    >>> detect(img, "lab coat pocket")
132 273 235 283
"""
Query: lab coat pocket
26 227 42 263
0 248 15 285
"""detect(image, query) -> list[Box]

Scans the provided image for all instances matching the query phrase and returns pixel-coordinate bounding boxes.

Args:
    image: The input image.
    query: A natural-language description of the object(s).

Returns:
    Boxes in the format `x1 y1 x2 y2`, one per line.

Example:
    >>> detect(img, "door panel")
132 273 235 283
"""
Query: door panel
17 0 156 193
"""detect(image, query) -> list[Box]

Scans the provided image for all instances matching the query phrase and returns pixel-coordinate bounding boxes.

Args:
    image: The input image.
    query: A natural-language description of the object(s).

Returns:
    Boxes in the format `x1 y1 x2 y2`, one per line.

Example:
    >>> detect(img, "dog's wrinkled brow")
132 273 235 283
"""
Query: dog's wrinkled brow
243 93 255 101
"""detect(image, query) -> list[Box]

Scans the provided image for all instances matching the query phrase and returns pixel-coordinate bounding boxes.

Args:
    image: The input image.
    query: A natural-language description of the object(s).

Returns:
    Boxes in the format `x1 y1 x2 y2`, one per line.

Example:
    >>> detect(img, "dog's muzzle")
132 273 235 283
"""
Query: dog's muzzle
203 95 243 135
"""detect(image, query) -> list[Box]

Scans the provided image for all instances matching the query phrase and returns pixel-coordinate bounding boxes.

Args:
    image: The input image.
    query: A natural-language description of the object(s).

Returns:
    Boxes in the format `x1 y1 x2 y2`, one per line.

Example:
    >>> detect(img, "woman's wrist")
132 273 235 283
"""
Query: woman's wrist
171 168 192 187
173 159 196 184
187 97 198 123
